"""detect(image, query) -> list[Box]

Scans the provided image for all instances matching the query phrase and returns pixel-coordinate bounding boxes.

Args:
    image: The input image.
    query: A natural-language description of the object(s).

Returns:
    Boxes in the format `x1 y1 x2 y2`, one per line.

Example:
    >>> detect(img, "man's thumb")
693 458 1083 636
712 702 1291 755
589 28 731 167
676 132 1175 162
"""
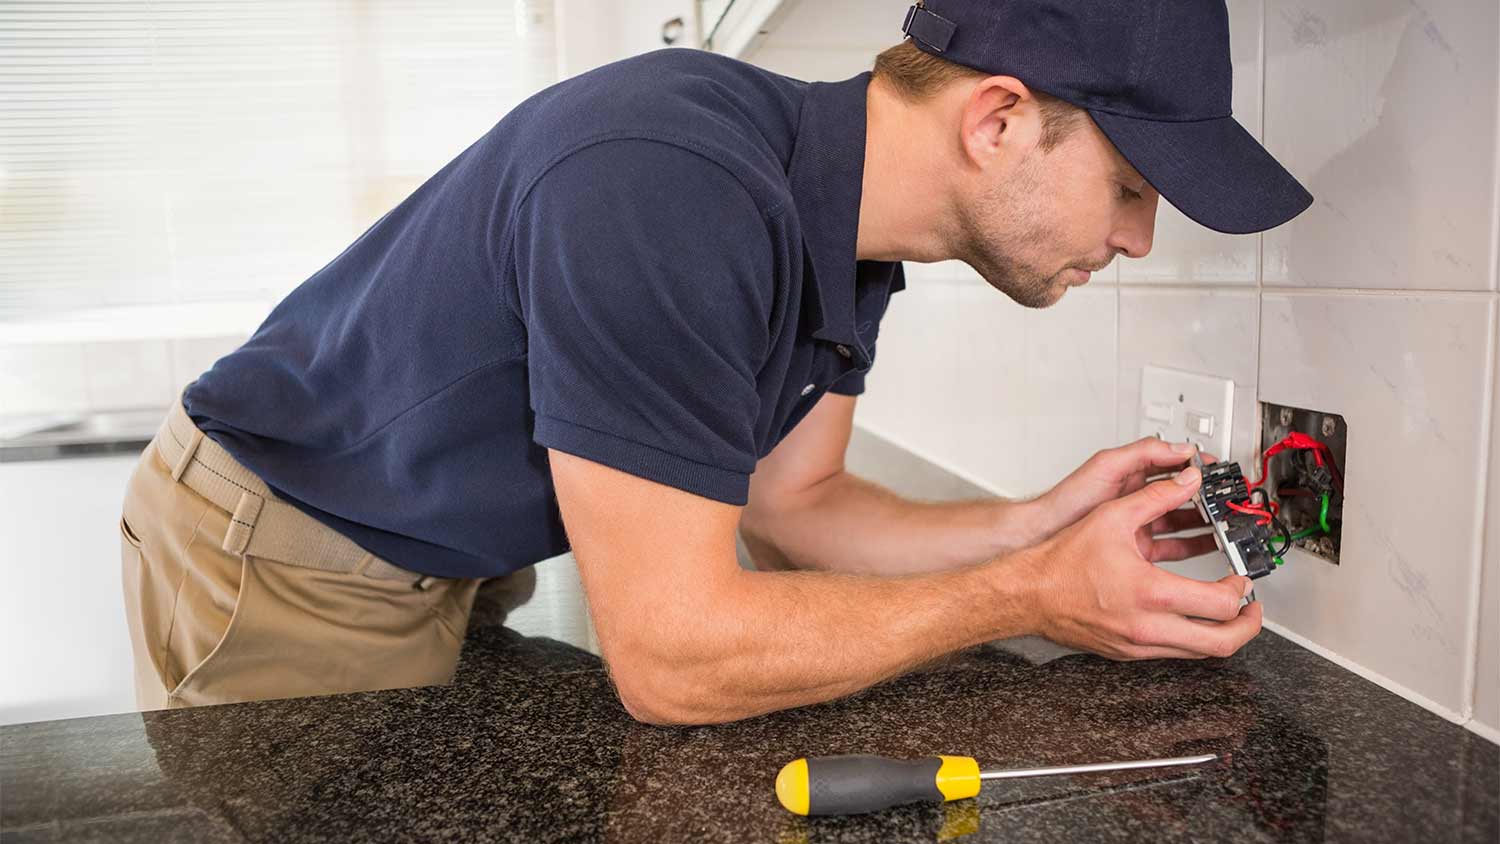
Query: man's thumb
1120 466 1201 527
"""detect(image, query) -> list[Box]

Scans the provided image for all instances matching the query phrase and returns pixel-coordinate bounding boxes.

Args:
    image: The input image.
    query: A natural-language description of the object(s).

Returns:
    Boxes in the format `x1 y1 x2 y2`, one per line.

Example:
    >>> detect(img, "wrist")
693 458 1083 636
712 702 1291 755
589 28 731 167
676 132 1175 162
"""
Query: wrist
981 544 1050 640
993 495 1054 552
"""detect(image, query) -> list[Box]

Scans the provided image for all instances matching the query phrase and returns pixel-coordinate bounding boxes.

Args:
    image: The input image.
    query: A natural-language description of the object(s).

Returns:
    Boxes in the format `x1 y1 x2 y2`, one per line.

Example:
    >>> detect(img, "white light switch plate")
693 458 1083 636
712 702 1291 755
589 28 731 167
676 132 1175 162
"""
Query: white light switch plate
1138 365 1235 459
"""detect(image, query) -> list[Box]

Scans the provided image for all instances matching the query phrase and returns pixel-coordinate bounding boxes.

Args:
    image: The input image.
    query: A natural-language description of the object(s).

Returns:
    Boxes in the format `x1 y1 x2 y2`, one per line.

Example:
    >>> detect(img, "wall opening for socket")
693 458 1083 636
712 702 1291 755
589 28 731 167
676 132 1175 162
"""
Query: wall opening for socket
1259 402 1347 564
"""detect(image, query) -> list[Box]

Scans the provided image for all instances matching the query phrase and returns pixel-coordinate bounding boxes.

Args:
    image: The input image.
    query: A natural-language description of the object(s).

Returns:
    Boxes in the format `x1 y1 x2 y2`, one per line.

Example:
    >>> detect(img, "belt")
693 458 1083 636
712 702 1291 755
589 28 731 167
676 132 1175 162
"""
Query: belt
153 398 435 589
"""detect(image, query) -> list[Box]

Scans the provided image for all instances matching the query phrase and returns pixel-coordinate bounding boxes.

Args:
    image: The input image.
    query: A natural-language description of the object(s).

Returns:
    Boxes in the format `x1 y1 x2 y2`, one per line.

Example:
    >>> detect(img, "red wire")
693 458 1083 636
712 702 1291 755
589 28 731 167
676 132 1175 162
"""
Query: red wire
1238 432 1342 530
1250 432 1339 491
1226 500 1273 525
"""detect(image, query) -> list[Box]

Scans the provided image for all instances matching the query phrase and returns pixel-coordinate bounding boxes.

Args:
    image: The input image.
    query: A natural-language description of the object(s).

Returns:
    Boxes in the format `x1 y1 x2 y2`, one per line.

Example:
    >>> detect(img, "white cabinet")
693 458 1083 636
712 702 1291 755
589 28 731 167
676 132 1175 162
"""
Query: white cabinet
0 454 141 725
700 0 792 56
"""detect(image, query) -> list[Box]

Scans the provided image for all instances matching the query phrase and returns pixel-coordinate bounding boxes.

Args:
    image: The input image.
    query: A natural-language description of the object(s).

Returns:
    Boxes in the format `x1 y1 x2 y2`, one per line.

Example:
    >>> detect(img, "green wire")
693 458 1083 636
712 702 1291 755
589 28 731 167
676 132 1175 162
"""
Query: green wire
1282 494 1335 554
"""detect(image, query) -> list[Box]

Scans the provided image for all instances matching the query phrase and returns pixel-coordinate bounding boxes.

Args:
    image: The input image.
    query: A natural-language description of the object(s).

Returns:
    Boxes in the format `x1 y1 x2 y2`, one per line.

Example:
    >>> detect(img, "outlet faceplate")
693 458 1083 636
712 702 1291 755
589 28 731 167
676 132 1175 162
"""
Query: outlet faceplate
1138 365 1234 459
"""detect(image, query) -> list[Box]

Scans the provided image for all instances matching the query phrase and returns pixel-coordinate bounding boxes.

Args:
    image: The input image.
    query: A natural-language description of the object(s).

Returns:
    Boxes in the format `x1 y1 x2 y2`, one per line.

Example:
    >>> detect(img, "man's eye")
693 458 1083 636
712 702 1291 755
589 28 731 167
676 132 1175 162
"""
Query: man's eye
1119 185 1143 201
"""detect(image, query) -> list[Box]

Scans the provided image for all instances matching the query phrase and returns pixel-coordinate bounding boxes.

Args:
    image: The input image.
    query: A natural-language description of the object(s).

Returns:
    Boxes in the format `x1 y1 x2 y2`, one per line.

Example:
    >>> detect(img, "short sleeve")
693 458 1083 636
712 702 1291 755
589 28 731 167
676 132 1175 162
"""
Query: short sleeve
513 139 774 506
827 370 866 396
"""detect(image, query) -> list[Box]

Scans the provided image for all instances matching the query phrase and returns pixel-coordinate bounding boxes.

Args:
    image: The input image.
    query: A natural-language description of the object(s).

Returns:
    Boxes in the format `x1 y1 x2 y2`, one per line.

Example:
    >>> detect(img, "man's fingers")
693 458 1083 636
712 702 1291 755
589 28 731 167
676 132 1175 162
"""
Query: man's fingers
1146 572 1252 621
1141 600 1263 658
1116 436 1203 476
1112 467 1202 529
1149 508 1209 536
1148 534 1219 562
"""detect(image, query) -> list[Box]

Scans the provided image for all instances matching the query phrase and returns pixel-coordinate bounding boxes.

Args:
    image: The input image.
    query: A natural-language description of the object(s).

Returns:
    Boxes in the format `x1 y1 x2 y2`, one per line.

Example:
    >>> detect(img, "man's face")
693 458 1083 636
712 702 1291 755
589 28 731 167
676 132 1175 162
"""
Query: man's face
954 116 1160 308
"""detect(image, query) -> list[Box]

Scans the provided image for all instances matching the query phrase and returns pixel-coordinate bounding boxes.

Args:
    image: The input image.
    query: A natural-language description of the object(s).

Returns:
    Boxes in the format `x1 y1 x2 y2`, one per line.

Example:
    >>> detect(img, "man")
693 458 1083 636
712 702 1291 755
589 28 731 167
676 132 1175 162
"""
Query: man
119 1 1311 721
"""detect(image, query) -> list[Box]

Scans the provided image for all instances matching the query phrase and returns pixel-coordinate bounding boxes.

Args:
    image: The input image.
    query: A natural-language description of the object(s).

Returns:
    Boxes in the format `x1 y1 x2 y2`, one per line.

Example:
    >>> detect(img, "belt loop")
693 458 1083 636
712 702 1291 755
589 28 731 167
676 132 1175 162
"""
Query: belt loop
170 428 205 482
222 490 265 556
351 552 376 576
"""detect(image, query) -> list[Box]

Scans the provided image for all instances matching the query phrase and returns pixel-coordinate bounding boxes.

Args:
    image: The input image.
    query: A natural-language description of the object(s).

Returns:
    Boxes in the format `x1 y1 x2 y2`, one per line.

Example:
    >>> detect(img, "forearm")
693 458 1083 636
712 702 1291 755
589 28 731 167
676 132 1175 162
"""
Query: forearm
610 550 1040 724
740 470 1047 576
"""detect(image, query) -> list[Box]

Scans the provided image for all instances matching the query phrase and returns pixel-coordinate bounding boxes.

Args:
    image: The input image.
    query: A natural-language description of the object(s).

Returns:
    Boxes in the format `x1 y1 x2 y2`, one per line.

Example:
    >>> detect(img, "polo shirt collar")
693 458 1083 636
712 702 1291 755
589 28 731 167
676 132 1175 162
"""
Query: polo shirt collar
787 71 904 354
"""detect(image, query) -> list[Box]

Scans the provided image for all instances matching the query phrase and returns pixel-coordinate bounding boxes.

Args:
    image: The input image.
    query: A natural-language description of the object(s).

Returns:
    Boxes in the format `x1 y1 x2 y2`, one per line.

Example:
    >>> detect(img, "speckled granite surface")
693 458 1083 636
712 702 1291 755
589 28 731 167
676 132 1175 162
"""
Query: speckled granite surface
3 621 1495 843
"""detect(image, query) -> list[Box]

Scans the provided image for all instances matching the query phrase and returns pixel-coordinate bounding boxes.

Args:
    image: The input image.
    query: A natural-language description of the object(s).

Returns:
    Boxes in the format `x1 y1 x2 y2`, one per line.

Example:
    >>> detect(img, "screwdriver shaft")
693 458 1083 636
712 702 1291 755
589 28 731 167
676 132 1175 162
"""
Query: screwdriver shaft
978 753 1217 781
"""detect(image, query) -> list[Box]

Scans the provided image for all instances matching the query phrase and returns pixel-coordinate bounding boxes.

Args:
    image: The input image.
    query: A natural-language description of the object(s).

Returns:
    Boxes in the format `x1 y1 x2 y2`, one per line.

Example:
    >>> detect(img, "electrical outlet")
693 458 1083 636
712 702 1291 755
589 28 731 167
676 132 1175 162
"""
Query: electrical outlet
1138 365 1234 459
1258 402 1347 565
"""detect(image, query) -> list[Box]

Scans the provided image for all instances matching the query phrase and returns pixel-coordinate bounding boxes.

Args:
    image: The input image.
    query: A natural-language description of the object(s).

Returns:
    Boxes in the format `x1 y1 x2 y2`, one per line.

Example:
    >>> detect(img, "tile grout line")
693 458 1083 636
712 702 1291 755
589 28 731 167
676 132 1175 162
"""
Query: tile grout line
1459 296 1498 730
1490 9 1500 292
1114 282 1498 298
1471 30 1500 734
1259 286 1498 298
1254 0 1266 465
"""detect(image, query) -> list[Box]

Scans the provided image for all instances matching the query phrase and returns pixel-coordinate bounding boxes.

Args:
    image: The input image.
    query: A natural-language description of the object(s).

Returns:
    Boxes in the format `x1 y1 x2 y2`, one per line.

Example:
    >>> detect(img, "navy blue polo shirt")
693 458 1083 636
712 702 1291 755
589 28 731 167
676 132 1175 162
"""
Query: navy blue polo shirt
183 48 905 579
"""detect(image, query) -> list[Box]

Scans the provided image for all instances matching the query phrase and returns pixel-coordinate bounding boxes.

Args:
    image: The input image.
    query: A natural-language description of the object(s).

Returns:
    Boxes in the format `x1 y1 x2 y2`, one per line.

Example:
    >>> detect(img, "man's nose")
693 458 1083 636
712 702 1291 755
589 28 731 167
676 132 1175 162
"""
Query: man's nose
1108 192 1159 259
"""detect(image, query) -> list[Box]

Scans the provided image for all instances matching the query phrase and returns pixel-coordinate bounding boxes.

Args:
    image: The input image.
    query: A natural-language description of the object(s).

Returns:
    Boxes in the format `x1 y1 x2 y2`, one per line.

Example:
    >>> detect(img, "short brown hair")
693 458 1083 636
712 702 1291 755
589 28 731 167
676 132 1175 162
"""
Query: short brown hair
872 40 1085 151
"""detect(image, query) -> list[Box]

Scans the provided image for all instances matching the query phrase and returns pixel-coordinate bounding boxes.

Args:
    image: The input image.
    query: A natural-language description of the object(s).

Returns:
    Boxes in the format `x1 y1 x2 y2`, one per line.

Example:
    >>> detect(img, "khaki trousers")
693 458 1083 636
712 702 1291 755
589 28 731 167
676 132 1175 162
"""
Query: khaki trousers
120 398 536 710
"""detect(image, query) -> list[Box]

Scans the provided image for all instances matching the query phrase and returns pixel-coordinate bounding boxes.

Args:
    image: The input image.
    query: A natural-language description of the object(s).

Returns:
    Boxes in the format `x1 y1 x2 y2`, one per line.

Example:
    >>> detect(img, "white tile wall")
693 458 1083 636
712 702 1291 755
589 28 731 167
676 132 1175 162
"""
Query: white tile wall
1262 0 1500 290
860 264 1117 500
930 273 1042 495
1015 285 1117 496
1257 293 1495 717
1116 288 1261 468
856 270 966 467
747 0 1500 736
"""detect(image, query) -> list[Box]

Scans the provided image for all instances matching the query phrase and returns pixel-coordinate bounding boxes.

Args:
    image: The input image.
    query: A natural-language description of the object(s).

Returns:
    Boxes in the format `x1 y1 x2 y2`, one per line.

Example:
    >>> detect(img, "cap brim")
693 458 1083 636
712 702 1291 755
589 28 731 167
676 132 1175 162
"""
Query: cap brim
1089 110 1313 235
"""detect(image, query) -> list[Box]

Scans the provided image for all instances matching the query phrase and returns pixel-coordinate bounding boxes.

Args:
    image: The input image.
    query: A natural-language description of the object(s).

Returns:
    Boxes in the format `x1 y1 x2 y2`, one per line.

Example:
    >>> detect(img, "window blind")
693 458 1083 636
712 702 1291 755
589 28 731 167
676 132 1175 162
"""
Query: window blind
0 0 558 321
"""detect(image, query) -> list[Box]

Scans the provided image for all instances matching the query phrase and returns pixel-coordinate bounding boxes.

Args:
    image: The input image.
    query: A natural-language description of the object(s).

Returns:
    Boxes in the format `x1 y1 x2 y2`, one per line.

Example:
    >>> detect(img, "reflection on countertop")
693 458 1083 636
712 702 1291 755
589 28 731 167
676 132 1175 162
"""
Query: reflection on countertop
2 624 1496 842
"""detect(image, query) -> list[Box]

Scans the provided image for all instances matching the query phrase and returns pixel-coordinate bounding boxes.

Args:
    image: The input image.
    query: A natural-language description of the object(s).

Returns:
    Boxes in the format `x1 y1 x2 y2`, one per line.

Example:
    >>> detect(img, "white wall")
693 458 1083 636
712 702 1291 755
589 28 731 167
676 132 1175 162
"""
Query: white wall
746 0 1500 738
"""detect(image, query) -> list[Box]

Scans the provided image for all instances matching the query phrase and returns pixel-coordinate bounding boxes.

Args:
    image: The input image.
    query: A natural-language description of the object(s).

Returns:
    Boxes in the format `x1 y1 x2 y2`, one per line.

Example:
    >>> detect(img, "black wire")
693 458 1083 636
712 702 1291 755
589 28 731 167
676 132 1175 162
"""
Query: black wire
1269 514 1293 556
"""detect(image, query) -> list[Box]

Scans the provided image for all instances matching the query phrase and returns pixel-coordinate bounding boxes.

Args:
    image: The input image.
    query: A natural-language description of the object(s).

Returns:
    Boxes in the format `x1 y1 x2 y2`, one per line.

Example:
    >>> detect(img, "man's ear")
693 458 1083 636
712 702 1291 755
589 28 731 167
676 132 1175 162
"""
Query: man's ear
958 75 1042 172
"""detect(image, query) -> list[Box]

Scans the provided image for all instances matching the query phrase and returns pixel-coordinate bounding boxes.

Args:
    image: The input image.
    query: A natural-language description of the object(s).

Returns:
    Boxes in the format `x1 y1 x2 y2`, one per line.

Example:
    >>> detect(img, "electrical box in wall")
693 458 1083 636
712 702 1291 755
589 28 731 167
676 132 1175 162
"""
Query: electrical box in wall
1138 365 1235 460
1258 402 1347 565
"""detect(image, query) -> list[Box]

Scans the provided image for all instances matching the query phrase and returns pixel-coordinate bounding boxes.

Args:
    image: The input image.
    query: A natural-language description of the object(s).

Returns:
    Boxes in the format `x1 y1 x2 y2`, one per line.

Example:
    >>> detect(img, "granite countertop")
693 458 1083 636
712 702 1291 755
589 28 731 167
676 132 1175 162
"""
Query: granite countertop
3 616 1496 843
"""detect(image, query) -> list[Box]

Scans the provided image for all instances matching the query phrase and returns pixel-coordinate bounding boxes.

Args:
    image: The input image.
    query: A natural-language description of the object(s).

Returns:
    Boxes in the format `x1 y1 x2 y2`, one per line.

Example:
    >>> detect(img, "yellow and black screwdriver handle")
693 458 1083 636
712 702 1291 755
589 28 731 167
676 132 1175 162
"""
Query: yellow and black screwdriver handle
775 754 981 816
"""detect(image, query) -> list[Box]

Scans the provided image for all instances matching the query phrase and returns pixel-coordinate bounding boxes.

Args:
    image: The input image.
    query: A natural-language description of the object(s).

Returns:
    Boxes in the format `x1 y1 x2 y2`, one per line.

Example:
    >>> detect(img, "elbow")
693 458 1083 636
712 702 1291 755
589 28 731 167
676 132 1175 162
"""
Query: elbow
607 648 752 726
611 665 721 726
617 689 697 727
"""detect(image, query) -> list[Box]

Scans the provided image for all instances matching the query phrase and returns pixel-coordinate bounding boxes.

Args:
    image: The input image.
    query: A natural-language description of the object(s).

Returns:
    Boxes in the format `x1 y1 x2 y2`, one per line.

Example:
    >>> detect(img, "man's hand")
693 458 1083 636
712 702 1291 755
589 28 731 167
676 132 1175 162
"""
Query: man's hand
1031 437 1220 562
1020 464 1263 660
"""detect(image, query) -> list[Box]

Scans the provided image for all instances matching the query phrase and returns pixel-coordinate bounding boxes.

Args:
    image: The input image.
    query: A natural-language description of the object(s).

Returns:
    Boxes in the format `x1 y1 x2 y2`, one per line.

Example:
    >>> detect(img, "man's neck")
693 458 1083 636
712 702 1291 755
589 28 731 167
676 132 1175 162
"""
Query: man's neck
855 76 957 264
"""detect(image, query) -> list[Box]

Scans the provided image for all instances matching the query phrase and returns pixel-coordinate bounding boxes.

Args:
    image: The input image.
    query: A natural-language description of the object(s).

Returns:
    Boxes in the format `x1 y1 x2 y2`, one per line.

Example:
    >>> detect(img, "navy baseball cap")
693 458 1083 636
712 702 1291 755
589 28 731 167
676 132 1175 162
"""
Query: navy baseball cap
900 1 1312 234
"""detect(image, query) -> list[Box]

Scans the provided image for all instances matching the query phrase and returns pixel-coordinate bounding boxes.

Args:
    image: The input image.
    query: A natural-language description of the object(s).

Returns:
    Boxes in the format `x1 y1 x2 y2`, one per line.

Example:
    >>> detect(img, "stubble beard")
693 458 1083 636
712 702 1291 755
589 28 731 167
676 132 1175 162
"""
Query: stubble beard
952 159 1072 309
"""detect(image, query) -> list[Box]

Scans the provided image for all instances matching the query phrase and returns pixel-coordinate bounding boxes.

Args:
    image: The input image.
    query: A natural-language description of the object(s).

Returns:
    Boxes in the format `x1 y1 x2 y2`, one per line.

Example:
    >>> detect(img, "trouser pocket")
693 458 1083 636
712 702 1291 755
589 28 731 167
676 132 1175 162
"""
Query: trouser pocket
160 505 248 700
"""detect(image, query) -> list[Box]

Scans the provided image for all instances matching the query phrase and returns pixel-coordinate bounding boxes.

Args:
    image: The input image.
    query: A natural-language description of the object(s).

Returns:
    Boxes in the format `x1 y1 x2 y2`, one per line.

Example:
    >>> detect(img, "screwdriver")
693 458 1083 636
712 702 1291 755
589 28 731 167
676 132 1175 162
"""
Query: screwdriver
774 752 1218 816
